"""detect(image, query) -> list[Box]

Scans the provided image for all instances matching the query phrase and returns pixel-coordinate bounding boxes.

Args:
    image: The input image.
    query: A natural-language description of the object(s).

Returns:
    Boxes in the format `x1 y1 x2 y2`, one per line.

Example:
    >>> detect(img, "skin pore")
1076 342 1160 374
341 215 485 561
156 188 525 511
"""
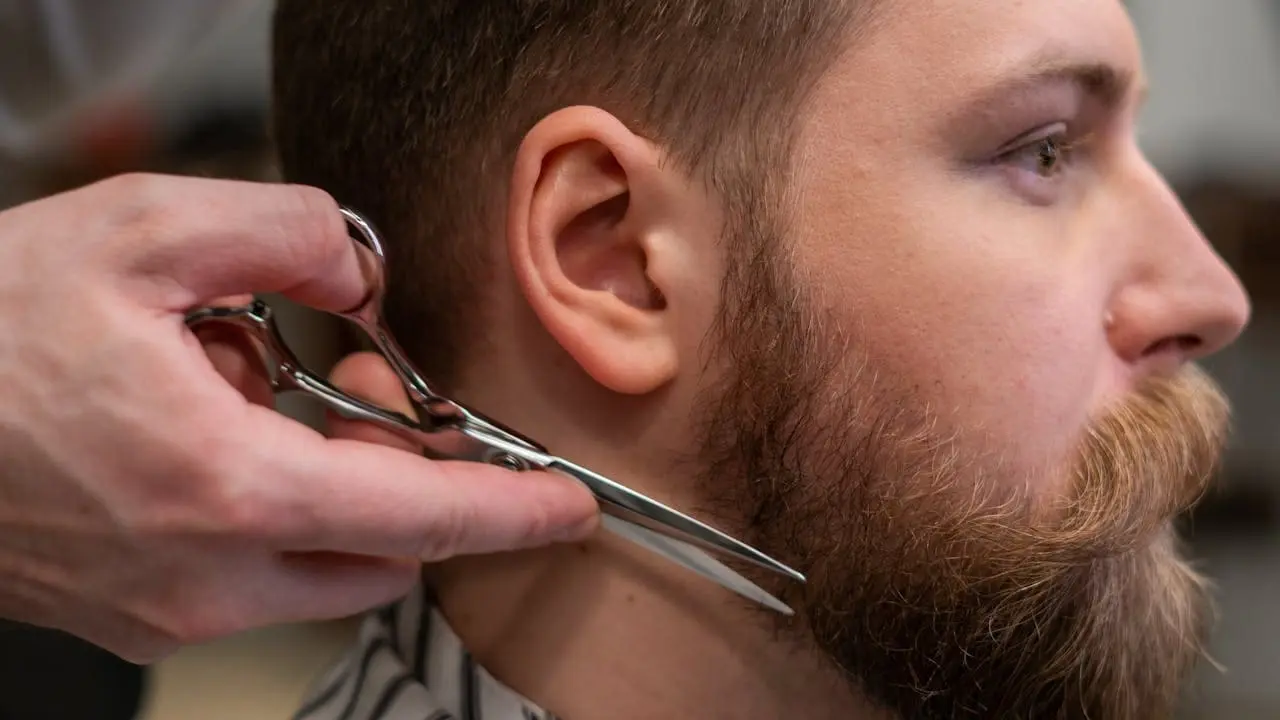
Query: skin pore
333 0 1250 718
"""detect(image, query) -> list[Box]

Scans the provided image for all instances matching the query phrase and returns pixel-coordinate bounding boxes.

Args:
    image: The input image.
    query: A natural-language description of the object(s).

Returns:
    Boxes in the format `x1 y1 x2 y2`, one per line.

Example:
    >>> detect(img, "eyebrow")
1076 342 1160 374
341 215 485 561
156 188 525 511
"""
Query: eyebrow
960 59 1147 117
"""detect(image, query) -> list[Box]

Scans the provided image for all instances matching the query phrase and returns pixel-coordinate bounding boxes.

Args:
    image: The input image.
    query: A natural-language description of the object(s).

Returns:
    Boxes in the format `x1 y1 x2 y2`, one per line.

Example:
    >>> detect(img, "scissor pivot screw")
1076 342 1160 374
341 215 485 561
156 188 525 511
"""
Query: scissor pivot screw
490 453 527 472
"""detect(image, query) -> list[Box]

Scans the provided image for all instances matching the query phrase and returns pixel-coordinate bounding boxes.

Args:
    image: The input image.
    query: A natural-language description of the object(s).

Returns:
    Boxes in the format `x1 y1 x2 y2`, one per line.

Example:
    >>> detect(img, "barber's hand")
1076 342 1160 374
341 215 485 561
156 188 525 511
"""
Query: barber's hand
0 173 599 664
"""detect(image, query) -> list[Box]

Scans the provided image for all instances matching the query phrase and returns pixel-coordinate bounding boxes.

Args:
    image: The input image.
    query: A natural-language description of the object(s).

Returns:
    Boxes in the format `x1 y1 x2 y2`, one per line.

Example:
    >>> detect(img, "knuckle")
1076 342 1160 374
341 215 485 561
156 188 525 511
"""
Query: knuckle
97 173 180 258
101 173 167 225
108 426 216 538
202 460 302 547
144 582 248 648
519 502 557 547
127 590 232 657
281 184 348 273
417 502 476 562
205 470 274 540
102 172 162 202
200 448 298 544
124 421 274 543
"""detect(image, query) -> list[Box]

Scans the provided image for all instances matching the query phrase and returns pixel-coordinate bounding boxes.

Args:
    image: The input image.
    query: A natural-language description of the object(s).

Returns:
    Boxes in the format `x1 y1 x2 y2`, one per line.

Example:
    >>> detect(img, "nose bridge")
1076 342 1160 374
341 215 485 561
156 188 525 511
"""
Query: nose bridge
1108 154 1251 361
1141 164 1222 277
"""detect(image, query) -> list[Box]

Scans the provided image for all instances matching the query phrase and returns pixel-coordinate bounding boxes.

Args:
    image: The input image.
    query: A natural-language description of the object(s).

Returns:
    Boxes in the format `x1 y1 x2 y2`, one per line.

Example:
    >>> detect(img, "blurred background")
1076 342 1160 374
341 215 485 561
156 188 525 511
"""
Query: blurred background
0 0 1278 718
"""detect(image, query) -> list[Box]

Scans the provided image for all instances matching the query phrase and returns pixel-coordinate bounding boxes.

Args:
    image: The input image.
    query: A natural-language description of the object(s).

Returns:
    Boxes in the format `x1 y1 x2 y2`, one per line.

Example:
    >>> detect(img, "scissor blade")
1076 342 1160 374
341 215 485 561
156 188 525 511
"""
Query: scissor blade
548 458 805 583
601 515 794 616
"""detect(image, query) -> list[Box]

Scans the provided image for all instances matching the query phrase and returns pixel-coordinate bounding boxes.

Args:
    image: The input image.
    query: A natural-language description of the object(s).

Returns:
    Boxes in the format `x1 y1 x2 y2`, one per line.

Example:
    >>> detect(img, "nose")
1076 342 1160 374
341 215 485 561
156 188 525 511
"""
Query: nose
1106 164 1252 370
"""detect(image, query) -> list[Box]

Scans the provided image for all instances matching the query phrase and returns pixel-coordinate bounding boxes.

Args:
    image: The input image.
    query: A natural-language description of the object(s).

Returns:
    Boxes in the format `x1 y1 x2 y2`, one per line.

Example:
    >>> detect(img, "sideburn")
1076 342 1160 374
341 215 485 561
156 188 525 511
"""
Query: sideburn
689 235 1228 720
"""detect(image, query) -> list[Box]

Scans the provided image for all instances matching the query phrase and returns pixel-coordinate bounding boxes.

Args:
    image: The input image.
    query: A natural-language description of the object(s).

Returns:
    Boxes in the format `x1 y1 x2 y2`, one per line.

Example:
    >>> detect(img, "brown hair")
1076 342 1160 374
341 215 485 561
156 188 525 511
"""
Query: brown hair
270 1 872 387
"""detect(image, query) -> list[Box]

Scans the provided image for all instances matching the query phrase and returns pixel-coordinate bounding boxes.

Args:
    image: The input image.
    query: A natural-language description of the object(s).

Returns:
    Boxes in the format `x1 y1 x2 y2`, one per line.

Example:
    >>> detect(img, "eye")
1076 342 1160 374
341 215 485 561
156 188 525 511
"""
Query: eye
991 124 1088 203
999 130 1076 178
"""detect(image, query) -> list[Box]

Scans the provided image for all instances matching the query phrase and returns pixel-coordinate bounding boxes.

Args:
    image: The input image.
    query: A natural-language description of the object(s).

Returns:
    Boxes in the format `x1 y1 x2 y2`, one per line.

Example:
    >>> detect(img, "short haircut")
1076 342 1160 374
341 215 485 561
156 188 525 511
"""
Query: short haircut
271 1 872 387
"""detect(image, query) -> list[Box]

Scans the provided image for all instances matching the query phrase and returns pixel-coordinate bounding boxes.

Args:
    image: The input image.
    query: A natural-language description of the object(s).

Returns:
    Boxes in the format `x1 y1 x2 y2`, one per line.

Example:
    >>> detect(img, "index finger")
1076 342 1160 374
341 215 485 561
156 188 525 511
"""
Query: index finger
99 173 371 312
282 437 601 561
242 353 599 558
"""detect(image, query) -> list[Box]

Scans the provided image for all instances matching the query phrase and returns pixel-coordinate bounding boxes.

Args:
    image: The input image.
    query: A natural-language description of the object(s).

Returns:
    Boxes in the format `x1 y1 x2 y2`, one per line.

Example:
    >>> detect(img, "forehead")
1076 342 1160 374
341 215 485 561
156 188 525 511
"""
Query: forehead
815 0 1144 124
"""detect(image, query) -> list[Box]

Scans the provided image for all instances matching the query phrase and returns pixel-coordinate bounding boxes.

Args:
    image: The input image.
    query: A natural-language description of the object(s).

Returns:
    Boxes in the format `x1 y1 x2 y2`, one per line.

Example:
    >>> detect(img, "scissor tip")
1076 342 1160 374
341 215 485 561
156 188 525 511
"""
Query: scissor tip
769 600 796 617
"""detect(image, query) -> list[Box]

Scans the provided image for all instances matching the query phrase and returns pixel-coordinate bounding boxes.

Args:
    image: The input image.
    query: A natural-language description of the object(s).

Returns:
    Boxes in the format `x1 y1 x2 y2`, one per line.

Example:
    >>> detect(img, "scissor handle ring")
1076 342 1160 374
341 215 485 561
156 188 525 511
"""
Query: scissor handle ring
339 206 388 259
337 207 391 325
333 206 450 409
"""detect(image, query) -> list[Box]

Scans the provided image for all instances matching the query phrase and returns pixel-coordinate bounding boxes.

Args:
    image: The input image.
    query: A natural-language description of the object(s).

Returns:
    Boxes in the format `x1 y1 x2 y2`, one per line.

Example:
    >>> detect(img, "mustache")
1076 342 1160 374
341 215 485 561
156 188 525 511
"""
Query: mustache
1066 364 1229 544
974 363 1231 567
698 219 1230 718
960 365 1229 713
696 317 1231 717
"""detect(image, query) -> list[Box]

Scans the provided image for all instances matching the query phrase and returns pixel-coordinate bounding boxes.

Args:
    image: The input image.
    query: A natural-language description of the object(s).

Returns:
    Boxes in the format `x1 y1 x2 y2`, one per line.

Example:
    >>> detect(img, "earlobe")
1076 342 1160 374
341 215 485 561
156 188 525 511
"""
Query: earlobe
507 107 679 396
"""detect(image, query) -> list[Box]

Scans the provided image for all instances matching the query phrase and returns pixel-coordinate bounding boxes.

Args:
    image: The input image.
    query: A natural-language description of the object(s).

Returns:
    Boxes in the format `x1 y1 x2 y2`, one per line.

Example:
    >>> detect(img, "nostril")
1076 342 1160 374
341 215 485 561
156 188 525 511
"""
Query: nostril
1144 334 1202 359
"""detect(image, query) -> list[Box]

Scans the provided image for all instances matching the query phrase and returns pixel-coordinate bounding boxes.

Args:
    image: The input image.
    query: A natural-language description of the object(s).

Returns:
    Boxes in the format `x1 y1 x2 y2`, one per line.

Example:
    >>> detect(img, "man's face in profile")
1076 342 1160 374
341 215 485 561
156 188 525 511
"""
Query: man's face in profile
688 0 1250 716
270 0 1255 717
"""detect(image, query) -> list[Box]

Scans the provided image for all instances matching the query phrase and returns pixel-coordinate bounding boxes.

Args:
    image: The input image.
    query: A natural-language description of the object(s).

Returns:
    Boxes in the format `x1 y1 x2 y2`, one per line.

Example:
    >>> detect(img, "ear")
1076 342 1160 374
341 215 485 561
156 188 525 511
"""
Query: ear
507 106 686 395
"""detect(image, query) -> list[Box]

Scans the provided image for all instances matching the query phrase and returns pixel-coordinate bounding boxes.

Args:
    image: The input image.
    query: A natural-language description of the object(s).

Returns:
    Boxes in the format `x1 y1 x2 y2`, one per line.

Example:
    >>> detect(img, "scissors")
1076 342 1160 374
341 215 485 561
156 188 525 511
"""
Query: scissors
185 207 805 615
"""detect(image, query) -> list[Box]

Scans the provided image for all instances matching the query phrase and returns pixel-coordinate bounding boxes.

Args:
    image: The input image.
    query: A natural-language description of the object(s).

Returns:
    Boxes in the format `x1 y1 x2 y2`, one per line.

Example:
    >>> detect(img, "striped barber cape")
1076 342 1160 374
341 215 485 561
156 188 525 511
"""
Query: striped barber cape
293 580 558 720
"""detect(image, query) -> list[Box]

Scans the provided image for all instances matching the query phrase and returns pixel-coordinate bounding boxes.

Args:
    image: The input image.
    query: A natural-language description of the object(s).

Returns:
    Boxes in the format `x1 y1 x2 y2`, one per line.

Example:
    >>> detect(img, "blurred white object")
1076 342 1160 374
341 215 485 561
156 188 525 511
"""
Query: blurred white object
0 0 261 163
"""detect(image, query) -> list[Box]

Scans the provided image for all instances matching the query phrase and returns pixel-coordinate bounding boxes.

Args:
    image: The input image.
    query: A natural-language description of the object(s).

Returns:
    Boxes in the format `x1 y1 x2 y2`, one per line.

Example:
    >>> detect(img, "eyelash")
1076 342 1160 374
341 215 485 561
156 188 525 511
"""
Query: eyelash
997 128 1086 179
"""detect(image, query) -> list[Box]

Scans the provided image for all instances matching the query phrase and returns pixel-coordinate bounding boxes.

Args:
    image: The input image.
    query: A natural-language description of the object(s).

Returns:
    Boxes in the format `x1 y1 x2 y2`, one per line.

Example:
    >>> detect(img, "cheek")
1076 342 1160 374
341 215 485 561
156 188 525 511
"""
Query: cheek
794 195 1110 488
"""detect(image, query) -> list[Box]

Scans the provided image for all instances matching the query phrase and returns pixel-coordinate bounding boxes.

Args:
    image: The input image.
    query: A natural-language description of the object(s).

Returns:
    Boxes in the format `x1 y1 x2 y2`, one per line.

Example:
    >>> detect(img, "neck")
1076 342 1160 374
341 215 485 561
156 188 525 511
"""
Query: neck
429 525 882 720
435 298 885 719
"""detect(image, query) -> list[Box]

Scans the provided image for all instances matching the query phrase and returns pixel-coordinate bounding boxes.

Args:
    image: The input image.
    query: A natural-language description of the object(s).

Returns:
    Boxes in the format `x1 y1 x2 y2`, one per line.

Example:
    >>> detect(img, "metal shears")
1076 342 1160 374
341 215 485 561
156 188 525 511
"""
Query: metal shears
185 207 805 615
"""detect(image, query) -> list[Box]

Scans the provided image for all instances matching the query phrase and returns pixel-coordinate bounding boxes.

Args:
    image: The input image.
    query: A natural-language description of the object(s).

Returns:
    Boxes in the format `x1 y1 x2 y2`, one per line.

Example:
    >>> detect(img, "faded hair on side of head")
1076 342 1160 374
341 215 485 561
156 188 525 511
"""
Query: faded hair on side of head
270 0 875 389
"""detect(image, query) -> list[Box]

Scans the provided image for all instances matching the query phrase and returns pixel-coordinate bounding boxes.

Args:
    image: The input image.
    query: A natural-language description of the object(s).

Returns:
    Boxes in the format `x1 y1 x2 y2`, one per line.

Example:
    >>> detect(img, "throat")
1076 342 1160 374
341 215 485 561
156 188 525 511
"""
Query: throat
426 537 876 720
